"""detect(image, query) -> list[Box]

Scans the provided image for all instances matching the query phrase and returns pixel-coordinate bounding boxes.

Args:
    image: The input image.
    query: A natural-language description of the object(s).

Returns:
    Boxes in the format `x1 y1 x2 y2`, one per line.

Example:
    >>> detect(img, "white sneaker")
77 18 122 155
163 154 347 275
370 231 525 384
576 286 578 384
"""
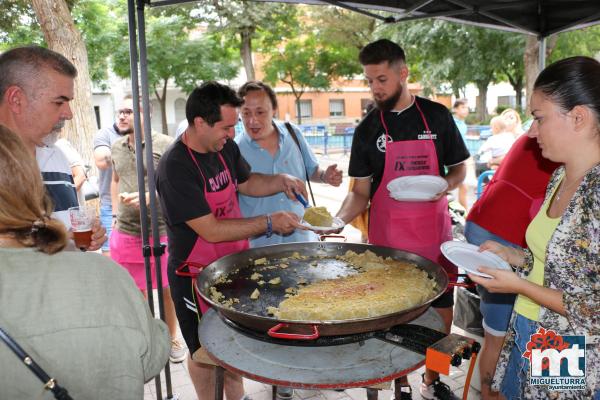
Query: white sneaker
169 338 187 363
419 374 458 400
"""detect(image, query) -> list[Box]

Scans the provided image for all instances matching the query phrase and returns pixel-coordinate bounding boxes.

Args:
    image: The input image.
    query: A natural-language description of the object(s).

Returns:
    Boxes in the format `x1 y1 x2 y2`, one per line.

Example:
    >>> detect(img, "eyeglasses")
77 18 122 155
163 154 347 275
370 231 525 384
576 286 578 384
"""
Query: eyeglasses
116 109 134 117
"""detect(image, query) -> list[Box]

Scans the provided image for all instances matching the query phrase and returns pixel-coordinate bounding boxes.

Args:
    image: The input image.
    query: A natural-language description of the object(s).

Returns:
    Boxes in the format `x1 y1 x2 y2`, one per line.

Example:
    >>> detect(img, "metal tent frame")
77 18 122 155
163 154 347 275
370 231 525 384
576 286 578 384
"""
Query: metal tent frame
125 1 600 398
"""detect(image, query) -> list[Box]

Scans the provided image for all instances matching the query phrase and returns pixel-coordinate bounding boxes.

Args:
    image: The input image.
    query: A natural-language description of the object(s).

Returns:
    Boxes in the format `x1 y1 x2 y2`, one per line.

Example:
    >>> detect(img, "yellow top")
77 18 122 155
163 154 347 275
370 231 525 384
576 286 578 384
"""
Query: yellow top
514 177 562 321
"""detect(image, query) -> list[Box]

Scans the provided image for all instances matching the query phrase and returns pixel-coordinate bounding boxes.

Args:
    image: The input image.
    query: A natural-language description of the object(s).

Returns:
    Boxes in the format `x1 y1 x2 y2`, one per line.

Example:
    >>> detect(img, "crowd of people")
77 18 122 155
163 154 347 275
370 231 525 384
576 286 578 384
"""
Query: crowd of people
0 41 598 400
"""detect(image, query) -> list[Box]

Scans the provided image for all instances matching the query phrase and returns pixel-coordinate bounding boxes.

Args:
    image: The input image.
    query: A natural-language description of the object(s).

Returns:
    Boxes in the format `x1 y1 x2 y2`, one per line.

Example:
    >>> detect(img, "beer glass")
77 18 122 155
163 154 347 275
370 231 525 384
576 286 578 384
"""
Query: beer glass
68 206 94 250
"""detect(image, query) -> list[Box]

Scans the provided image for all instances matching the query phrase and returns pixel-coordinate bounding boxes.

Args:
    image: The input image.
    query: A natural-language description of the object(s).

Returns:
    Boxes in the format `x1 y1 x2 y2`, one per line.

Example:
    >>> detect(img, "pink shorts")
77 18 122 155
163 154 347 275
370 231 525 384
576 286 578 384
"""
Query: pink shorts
109 229 169 290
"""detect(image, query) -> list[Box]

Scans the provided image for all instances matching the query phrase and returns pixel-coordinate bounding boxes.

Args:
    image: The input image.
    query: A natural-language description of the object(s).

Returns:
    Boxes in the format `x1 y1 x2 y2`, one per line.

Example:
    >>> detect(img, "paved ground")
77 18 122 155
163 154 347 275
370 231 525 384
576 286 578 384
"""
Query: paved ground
144 151 483 400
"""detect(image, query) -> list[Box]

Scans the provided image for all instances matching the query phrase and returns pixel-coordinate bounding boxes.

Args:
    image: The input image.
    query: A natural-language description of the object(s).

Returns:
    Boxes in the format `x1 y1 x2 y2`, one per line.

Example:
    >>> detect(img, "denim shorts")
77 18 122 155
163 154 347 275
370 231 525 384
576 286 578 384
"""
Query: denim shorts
464 221 520 336
99 204 113 252
500 314 539 400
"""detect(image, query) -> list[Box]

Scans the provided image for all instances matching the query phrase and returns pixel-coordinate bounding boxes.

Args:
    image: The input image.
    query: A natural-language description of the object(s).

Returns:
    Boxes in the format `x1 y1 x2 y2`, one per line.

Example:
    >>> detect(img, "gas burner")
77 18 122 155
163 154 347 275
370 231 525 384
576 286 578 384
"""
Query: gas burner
219 313 480 373
201 308 480 399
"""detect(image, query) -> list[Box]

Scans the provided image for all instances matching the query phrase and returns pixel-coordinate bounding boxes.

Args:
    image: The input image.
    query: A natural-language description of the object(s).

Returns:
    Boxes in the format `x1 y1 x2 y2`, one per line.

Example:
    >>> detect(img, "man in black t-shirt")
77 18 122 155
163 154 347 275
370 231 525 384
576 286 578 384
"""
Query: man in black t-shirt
350 98 469 198
156 81 306 400
336 39 468 400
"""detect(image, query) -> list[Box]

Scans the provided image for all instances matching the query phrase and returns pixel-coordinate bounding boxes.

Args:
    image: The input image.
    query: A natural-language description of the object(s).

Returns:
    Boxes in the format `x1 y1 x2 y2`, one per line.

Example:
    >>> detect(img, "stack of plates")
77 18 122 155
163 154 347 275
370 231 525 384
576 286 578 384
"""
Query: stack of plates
440 241 512 278
387 175 448 202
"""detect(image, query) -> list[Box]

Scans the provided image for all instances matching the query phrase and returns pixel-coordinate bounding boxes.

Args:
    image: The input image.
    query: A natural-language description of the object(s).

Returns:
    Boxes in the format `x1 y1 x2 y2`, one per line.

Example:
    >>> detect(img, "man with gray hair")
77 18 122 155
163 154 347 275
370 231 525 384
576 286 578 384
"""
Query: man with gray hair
0 45 106 251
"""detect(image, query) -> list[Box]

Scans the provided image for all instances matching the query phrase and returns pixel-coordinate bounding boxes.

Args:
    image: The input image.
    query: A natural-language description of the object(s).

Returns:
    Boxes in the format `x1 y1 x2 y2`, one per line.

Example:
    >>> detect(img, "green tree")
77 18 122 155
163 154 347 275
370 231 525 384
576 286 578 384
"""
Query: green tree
464 28 516 121
0 1 43 49
383 20 470 97
193 0 298 81
387 20 525 121
262 35 361 124
549 26 600 62
523 26 599 114
71 0 118 88
1 0 116 87
480 32 526 111
308 6 379 50
112 9 239 135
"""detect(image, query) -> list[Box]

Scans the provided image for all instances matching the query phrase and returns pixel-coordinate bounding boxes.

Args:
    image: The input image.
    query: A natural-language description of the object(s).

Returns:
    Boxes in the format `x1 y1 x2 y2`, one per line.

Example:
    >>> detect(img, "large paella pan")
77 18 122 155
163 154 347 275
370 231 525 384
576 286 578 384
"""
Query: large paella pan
195 242 450 338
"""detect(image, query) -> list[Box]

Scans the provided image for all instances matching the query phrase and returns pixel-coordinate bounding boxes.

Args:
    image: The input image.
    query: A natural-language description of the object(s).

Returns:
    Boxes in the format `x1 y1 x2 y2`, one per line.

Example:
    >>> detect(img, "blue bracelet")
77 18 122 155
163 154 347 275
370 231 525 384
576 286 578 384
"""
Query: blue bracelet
266 214 273 238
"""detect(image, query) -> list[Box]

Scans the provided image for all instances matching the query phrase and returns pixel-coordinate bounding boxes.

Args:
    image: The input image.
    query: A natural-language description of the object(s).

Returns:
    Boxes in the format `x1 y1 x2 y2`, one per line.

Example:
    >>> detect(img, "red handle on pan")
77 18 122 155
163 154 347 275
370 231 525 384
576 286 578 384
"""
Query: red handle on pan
188 268 211 314
175 262 206 278
267 323 320 340
447 273 476 288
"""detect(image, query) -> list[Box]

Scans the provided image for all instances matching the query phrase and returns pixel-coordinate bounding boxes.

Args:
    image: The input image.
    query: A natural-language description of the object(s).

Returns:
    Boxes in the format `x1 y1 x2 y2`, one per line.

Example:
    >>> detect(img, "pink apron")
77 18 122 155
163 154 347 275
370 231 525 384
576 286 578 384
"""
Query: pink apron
368 99 456 284
176 135 249 313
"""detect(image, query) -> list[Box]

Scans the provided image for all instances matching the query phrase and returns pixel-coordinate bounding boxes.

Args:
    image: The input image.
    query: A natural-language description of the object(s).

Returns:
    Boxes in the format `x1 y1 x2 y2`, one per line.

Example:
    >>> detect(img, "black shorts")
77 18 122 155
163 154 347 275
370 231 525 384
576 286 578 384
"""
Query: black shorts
168 266 202 353
431 291 454 308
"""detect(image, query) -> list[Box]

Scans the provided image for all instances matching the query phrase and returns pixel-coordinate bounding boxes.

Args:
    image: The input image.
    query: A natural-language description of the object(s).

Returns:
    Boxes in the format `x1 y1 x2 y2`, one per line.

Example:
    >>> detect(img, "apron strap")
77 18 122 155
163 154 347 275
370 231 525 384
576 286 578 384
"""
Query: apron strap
379 96 433 148
183 132 208 196
413 98 432 134
183 133 236 193
379 111 394 143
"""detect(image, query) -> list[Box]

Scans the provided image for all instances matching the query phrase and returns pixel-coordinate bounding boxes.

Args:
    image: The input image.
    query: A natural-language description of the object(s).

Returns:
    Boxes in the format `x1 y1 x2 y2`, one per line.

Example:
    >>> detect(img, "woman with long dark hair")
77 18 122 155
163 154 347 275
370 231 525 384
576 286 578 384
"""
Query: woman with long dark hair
470 56 600 399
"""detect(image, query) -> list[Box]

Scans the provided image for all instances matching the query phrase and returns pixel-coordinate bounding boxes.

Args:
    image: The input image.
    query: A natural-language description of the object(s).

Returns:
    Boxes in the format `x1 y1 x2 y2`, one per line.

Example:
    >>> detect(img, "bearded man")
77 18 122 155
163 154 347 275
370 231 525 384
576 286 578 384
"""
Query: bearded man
92 99 133 256
335 39 469 400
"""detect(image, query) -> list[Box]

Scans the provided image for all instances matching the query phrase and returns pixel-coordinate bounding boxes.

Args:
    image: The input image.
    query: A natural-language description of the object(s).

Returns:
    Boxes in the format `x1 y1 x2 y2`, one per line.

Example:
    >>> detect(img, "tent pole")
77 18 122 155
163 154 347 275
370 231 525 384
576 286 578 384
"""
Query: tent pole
126 2 165 399
134 0 175 397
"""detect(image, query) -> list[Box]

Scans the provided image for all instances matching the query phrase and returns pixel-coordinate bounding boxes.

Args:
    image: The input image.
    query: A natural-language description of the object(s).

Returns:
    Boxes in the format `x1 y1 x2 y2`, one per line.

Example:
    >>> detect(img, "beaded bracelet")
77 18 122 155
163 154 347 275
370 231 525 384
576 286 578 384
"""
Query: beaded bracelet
266 214 273 238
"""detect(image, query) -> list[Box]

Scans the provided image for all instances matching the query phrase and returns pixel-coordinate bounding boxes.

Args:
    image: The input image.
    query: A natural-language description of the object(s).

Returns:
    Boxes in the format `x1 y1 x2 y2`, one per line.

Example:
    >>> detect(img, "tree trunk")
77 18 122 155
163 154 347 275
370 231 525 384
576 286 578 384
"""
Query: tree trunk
154 80 169 136
240 30 255 81
295 95 302 125
524 35 558 114
284 80 302 124
31 0 97 168
524 36 539 115
452 86 460 99
506 72 524 111
514 80 524 111
475 81 489 122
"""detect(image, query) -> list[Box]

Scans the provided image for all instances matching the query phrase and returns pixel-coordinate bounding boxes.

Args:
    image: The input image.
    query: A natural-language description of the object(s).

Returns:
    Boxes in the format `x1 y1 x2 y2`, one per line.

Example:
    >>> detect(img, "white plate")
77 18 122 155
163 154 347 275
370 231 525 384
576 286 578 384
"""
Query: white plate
300 216 345 232
390 191 439 202
387 175 448 201
440 241 511 278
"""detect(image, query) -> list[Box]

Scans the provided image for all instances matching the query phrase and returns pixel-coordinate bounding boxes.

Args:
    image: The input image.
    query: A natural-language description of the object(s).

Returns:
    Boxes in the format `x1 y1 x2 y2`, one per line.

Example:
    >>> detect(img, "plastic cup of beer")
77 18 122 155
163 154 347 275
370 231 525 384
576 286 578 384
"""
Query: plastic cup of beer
68 206 94 250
